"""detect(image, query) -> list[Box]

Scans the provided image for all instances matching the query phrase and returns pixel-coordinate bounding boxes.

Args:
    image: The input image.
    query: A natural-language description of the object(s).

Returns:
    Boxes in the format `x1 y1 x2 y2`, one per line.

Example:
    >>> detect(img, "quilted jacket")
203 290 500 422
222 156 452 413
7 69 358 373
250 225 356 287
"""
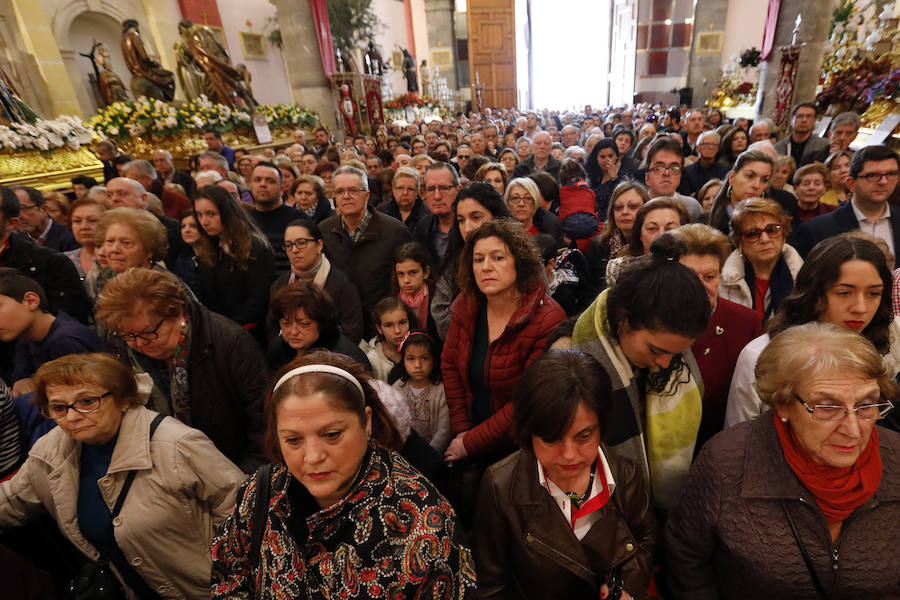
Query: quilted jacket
664 414 900 599
442 285 565 457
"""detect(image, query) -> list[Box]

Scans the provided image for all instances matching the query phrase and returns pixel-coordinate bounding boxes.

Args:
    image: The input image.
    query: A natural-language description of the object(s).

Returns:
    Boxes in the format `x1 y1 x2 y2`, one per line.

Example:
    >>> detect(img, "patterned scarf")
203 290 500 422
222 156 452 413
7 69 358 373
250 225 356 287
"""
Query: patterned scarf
572 289 703 508
399 285 429 331
169 320 191 424
290 253 331 289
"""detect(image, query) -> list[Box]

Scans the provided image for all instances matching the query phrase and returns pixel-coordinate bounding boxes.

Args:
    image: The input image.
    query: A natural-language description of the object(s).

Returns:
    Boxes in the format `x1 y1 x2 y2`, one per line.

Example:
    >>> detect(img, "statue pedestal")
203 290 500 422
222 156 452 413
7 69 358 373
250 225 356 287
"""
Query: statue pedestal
0 147 103 192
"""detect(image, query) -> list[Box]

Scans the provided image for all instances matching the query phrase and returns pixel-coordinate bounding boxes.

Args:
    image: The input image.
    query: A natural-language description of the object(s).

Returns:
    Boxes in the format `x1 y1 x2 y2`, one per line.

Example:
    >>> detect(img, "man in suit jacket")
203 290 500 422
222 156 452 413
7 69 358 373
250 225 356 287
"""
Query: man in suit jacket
9 186 78 252
773 102 830 167
122 159 192 220
153 149 197 199
794 145 900 265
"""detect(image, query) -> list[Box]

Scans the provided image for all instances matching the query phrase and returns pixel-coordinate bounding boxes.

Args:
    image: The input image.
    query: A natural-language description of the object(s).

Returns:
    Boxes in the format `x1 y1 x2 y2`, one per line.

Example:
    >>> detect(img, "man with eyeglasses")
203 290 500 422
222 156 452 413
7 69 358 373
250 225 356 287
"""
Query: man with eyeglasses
413 162 460 262
643 137 702 221
795 145 900 266
320 166 410 332
9 186 78 251
679 131 730 197
774 102 830 167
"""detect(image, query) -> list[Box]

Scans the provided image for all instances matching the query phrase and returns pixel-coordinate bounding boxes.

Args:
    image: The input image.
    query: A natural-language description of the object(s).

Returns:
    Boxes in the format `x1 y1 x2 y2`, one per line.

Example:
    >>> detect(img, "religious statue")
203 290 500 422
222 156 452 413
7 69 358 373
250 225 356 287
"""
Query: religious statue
178 20 257 109
420 59 432 97
335 48 353 73
0 65 38 123
173 39 205 102
121 19 175 101
95 45 129 105
339 83 357 137
401 48 418 94
236 64 254 103
364 40 384 76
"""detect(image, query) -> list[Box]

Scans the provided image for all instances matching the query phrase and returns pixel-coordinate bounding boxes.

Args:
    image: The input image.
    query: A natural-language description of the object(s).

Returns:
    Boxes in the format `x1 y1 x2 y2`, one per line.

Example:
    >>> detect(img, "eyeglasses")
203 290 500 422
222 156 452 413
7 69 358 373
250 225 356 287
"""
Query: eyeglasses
425 185 456 194
117 318 166 343
508 195 533 206
794 393 894 421
855 170 900 183
41 392 112 420
284 238 315 251
334 187 365 197
648 164 682 175
393 185 418 194
18 203 38 211
742 223 783 242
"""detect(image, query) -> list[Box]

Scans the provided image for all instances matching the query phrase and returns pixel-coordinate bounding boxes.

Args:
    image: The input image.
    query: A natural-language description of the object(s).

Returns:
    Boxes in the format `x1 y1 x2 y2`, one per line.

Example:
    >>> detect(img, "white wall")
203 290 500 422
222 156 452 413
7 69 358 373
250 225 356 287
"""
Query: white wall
371 0 411 95
721 0 767 68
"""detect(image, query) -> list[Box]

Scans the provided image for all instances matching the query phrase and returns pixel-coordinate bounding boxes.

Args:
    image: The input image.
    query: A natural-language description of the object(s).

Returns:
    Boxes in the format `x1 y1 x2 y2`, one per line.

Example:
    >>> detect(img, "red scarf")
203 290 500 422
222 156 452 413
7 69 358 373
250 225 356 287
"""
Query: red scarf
399 285 429 332
774 413 882 524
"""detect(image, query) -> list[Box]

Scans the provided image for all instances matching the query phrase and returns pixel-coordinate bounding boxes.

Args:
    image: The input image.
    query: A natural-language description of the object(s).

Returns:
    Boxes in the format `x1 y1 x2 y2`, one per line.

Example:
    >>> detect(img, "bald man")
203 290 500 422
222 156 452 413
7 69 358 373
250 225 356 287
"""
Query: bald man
513 131 561 181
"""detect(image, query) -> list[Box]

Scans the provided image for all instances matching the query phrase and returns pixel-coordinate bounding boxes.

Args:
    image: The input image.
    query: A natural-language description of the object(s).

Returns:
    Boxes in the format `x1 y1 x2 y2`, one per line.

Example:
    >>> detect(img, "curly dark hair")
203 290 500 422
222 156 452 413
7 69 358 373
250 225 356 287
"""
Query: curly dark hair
457 218 544 298
269 280 341 346
767 234 894 354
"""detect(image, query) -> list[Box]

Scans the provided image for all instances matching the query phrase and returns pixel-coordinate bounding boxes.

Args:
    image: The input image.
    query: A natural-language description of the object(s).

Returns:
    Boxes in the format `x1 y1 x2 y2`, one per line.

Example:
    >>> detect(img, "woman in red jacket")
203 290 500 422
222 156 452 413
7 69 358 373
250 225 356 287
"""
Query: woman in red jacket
442 218 565 467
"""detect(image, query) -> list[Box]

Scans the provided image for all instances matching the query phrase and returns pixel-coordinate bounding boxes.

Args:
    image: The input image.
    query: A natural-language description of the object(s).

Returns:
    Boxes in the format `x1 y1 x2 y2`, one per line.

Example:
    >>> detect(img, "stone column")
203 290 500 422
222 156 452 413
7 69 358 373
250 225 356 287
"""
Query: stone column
686 0 730 105
271 0 338 133
424 0 457 89
757 0 835 129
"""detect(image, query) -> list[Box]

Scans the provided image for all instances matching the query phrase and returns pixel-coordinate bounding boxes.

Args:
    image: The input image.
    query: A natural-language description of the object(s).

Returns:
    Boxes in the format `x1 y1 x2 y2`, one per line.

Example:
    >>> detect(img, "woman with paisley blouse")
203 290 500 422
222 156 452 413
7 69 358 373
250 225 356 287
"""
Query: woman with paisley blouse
211 351 476 599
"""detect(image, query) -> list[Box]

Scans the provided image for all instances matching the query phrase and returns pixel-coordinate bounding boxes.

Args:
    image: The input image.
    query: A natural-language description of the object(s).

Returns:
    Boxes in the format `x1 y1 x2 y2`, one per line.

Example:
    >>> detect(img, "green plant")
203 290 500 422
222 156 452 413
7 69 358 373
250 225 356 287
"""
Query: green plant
327 0 384 54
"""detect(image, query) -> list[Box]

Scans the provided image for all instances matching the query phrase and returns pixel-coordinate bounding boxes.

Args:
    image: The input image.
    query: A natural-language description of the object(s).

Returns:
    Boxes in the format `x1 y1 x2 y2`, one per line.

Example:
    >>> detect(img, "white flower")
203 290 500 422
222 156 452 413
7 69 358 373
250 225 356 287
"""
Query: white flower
108 126 119 136
192 116 205 128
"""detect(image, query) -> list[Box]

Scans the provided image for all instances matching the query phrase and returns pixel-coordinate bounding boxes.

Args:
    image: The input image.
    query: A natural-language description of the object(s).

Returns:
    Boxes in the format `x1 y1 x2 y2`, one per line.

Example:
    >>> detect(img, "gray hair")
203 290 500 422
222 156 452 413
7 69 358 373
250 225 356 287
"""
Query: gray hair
424 161 460 186
123 159 157 180
87 186 107 201
198 151 228 170
563 146 586 160
504 177 541 217
195 170 223 186
333 165 368 191
697 130 720 145
832 111 861 130
392 166 419 187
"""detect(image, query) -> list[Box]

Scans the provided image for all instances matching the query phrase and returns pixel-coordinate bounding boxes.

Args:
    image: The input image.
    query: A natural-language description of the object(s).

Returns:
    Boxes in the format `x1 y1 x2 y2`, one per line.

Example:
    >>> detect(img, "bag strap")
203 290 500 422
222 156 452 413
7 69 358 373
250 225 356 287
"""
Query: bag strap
104 413 167 600
780 500 830 600
250 463 273 570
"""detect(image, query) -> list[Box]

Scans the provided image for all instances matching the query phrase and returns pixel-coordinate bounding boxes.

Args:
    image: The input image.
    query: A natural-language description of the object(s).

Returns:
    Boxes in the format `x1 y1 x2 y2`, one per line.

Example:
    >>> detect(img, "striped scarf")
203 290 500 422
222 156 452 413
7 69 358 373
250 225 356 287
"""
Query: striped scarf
572 289 703 509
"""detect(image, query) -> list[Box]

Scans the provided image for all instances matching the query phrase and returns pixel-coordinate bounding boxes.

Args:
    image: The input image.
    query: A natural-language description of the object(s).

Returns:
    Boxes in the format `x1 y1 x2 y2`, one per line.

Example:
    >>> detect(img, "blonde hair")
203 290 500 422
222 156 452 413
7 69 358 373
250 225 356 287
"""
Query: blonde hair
95 207 168 262
34 353 141 409
670 223 732 268
504 177 541 217
755 322 898 408
729 197 791 247
95 267 188 331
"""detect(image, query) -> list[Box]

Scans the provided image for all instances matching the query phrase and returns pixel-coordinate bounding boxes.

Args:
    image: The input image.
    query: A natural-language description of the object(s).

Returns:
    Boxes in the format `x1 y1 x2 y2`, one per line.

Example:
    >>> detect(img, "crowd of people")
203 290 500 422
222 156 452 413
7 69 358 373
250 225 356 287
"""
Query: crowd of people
0 99 898 599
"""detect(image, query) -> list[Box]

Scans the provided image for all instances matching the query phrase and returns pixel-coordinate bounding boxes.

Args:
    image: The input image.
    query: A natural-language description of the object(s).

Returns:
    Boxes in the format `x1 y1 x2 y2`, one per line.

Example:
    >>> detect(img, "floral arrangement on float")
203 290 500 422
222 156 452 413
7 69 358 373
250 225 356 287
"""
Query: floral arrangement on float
0 115 95 153
87 95 320 157
708 49 761 111
384 93 441 110
816 58 892 113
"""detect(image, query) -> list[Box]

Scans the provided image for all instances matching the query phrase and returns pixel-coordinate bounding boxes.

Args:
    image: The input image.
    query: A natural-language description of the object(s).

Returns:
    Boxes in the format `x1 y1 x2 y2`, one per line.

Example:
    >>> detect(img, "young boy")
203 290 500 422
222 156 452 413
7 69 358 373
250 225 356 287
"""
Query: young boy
0 268 102 397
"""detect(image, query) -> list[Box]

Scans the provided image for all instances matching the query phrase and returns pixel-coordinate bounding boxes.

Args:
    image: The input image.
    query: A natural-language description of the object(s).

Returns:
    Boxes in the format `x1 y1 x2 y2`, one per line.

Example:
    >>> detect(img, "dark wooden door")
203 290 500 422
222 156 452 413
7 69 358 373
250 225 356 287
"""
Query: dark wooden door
467 0 517 108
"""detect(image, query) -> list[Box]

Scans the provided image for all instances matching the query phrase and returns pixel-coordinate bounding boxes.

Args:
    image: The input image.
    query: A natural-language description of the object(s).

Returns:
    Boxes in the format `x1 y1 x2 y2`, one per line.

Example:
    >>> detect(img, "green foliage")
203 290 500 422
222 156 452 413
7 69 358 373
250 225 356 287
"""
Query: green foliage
327 0 384 53
830 0 855 36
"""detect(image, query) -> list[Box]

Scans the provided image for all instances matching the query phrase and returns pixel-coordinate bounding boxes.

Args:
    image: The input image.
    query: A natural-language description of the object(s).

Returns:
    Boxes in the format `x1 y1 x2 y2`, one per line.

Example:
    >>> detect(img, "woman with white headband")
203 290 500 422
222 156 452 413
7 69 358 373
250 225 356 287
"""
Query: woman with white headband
211 351 477 599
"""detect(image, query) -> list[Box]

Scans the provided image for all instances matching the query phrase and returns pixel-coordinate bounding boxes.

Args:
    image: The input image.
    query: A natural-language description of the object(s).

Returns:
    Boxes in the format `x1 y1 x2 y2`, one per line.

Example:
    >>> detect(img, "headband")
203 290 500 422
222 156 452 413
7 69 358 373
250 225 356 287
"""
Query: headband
398 330 435 354
271 365 365 399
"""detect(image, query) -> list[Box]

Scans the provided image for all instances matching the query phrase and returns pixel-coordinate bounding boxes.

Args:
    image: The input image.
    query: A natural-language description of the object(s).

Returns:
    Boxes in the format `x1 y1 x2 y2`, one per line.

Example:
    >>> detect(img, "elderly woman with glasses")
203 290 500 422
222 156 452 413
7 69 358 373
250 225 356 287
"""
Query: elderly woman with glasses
718 198 803 325
0 353 244 599
666 322 900 599
96 267 268 473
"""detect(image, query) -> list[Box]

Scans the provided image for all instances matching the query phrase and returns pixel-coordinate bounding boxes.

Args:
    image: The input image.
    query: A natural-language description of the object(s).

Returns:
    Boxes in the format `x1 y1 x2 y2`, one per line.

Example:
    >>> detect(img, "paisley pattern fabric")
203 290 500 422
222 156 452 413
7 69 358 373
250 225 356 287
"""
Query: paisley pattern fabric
210 444 476 599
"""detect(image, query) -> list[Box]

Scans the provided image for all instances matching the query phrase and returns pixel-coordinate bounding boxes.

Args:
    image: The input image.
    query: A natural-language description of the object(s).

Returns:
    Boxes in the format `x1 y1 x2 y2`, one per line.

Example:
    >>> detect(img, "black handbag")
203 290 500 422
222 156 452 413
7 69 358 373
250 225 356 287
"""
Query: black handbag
65 414 166 600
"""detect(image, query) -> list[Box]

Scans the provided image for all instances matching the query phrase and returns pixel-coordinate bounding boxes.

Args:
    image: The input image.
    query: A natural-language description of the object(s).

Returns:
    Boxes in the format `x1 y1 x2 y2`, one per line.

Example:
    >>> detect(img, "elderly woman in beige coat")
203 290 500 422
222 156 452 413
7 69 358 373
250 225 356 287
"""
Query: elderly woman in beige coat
0 353 244 599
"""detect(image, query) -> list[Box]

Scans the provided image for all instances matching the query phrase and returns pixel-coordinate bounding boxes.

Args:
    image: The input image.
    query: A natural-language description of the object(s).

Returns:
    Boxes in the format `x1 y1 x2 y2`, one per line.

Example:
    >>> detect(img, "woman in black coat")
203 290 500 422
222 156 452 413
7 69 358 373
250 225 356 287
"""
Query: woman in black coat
192 185 275 345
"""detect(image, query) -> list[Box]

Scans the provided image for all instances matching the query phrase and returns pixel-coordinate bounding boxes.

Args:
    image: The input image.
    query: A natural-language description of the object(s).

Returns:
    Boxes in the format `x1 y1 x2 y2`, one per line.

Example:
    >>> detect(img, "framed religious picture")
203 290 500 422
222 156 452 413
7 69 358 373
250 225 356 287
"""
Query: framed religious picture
240 32 267 60
696 32 723 55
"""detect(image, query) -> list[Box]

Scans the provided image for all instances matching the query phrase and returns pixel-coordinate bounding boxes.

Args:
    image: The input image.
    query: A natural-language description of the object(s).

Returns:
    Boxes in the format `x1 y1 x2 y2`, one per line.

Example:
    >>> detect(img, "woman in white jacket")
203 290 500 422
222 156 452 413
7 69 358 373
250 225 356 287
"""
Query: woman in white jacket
718 197 803 325
0 353 244 599
726 233 900 427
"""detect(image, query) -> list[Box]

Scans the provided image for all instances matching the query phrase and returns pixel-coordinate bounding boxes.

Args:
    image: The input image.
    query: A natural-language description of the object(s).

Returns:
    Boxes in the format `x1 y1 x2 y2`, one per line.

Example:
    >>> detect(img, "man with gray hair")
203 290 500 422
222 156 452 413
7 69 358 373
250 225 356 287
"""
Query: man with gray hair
679 130 730 197
563 145 586 162
514 131 561 181
808 111 862 163
319 165 411 331
749 118 775 144
104 177 184 267
152 149 196 199
122 159 191 219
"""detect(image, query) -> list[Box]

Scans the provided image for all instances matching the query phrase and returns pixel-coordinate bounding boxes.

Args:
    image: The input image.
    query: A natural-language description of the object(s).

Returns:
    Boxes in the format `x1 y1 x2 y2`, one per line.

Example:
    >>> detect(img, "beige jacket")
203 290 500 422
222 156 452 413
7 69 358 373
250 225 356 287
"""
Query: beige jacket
0 406 245 600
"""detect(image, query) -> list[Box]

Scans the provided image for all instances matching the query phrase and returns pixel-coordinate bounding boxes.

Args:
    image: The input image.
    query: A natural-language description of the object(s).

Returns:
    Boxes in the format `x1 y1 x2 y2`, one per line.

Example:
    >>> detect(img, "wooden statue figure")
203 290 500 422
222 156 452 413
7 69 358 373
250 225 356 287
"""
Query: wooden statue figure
365 41 384 76
178 19 257 109
121 19 175 101
95 45 129 105
173 39 206 102
420 59 432 97
401 48 418 94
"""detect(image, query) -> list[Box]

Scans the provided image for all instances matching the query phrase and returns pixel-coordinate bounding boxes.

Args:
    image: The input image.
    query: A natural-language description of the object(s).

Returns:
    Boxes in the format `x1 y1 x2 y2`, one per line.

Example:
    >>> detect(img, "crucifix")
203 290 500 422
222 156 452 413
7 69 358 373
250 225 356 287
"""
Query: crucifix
791 14 802 45
199 10 209 25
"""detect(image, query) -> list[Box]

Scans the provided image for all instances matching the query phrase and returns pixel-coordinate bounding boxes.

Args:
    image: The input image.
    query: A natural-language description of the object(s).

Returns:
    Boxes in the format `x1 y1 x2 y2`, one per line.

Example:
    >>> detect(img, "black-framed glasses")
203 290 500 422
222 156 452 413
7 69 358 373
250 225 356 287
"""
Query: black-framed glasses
40 392 112 420
793 393 894 421
117 318 165 343
855 170 900 183
742 223 783 242
284 238 315 251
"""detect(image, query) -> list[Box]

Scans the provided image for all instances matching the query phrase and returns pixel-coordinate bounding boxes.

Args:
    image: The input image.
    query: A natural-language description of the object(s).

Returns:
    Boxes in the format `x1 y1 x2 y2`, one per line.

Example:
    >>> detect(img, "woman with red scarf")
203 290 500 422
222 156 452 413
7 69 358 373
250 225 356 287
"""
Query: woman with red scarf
665 322 900 599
